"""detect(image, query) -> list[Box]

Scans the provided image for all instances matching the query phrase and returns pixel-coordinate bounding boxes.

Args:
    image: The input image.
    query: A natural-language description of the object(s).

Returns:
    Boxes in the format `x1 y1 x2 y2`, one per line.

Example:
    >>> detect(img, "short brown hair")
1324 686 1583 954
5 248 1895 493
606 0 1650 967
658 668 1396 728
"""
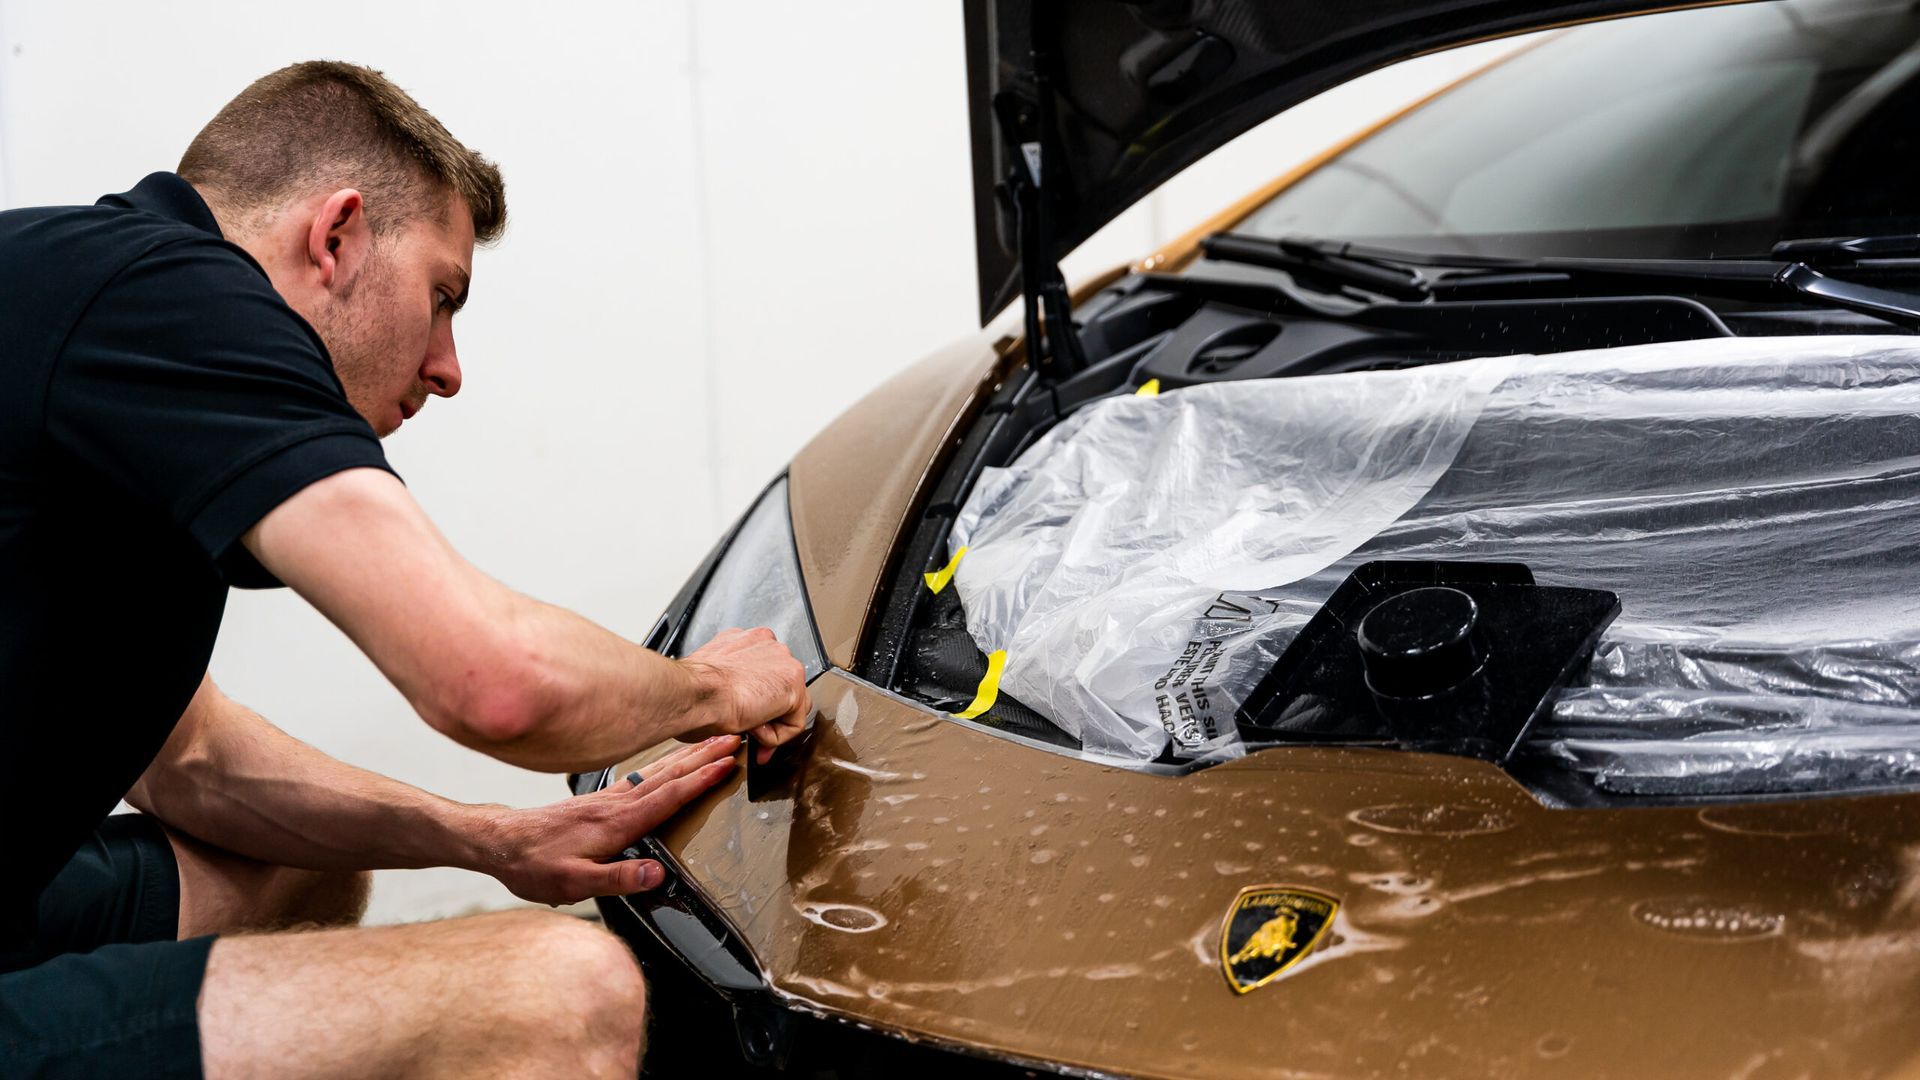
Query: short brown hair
179 60 506 244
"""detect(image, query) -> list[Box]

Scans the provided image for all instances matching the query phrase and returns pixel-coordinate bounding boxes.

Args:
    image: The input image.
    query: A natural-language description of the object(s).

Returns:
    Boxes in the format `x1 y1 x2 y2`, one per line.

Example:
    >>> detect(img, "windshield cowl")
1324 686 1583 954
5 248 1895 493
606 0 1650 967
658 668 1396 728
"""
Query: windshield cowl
1204 230 1920 329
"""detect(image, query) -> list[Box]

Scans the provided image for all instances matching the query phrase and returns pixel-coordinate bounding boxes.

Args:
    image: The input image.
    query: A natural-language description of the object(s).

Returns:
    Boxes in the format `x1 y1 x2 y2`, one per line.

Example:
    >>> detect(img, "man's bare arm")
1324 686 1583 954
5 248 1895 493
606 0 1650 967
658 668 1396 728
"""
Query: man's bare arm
127 674 743 903
243 467 808 772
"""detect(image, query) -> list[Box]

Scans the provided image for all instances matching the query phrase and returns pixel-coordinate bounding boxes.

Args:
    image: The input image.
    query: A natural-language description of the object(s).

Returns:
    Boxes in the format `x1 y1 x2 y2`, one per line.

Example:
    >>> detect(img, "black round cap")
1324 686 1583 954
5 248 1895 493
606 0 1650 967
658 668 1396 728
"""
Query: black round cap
1357 586 1487 699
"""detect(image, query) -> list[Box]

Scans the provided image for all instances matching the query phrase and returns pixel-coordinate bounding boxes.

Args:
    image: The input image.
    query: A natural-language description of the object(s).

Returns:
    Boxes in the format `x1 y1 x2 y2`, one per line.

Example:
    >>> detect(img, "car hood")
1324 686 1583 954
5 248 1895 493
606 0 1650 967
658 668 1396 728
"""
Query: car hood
619 671 1920 1078
966 0 1758 322
607 297 1920 1075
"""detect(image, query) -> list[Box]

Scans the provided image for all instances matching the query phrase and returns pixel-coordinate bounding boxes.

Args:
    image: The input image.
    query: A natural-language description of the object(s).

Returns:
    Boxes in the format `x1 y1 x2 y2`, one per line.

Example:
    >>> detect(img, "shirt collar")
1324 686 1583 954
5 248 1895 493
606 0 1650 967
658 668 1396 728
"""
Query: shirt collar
96 172 224 238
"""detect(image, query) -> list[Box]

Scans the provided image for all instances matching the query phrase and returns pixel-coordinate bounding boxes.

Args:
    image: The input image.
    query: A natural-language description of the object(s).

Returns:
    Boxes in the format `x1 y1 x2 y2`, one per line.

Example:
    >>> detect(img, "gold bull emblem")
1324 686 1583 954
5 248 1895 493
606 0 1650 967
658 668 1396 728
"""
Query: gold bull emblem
1219 885 1339 994
1228 909 1299 966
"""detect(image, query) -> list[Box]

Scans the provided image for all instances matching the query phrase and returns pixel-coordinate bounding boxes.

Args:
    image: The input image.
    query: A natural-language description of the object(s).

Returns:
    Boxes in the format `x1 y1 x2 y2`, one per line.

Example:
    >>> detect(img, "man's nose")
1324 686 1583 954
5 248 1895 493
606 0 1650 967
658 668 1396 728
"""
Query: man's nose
423 337 462 398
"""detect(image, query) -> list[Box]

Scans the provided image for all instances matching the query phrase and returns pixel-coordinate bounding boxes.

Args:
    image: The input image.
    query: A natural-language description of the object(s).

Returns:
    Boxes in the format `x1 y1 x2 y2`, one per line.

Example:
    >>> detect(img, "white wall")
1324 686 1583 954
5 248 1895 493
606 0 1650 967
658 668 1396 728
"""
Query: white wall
0 1 1519 923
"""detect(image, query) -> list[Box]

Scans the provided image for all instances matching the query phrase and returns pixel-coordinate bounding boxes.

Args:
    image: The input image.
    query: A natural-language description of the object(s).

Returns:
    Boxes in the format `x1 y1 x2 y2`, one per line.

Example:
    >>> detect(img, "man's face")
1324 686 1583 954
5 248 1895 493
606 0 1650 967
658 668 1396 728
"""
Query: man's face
314 205 475 438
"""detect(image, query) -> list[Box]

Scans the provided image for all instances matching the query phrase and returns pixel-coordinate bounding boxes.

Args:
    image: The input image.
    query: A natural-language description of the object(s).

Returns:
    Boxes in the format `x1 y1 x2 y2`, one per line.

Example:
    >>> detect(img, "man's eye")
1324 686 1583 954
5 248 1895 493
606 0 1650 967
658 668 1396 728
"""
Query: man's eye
436 292 456 314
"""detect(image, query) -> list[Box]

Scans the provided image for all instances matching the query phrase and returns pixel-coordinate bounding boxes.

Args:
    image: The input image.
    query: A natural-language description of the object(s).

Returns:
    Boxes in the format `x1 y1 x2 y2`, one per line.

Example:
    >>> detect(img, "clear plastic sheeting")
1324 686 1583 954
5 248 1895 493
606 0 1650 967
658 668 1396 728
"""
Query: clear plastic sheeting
948 335 1920 795
950 356 1516 761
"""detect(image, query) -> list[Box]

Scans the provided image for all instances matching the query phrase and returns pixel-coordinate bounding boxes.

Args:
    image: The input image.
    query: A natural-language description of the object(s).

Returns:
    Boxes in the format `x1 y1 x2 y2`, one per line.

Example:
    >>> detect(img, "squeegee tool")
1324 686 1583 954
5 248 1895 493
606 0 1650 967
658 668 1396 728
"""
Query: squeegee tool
745 725 811 801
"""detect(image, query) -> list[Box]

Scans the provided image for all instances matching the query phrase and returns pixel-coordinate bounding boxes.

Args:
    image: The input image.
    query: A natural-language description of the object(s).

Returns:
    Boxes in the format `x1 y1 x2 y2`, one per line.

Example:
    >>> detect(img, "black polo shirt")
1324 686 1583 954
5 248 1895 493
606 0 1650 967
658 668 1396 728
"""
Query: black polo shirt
0 173 395 940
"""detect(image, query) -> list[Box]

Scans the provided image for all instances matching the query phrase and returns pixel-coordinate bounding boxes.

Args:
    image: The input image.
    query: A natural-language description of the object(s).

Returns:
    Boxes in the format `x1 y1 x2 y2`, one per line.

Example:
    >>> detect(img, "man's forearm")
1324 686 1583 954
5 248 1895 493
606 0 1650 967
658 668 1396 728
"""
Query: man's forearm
463 591 720 770
246 468 808 773
246 468 723 772
128 675 504 875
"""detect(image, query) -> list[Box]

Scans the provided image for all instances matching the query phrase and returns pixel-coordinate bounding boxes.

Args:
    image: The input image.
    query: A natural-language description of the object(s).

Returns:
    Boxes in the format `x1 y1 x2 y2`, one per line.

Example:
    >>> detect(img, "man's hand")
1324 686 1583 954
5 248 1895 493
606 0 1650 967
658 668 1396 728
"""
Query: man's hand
678 627 811 764
481 735 741 906
129 676 750 906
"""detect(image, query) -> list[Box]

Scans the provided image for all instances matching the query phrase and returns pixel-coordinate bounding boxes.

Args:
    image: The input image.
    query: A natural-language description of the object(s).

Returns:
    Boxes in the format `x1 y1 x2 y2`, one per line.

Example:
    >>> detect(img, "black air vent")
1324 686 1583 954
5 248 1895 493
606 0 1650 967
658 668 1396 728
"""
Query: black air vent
1189 322 1280 375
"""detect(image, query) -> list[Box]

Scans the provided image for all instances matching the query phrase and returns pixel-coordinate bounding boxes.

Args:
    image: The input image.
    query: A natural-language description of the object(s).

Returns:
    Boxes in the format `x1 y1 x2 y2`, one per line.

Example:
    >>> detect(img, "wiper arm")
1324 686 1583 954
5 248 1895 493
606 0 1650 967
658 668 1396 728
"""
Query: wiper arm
1767 232 1920 324
1774 264 1920 328
1203 233 1920 330
1200 233 1430 301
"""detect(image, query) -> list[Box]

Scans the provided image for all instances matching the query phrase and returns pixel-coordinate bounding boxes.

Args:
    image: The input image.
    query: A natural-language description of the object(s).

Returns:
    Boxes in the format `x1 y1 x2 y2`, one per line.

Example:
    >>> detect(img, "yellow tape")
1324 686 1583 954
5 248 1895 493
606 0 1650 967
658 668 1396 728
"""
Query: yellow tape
923 546 968 594
1136 378 1161 397
954 649 1007 720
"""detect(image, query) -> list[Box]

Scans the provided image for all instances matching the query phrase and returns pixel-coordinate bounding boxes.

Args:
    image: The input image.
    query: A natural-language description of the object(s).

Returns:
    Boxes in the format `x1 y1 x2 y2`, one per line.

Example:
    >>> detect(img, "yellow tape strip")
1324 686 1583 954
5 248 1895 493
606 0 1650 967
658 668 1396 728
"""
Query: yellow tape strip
923 545 968 594
1135 378 1161 397
954 649 1007 720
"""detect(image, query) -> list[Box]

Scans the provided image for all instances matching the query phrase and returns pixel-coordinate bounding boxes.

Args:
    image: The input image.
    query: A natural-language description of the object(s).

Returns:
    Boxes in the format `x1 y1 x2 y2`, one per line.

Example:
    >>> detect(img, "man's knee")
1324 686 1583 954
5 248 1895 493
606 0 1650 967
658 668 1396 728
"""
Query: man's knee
504 910 647 1014
198 910 647 1078
489 911 647 1065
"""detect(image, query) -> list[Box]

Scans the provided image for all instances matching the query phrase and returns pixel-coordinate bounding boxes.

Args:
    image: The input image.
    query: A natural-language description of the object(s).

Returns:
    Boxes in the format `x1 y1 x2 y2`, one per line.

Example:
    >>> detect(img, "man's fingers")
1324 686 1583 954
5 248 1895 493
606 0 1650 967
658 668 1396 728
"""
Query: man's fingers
749 683 813 760
621 757 736 837
632 735 740 796
607 735 739 793
747 714 805 750
751 721 809 766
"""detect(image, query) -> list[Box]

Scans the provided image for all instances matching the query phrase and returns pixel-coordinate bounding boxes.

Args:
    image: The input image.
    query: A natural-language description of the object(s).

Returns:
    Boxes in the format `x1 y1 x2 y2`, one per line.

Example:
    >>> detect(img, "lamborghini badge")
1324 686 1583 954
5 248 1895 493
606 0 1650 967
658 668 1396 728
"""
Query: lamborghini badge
1219 885 1339 994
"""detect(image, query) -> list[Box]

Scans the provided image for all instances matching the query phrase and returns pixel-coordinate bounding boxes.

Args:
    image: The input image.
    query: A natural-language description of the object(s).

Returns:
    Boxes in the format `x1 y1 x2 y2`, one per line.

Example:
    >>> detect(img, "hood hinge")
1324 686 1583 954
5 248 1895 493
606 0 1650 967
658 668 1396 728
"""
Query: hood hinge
992 2 1086 411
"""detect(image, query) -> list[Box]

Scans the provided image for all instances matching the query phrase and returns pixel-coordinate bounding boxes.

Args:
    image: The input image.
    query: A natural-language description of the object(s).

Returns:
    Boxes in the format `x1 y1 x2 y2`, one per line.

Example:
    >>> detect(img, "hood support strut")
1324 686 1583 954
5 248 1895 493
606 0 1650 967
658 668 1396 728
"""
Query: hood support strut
992 2 1086 407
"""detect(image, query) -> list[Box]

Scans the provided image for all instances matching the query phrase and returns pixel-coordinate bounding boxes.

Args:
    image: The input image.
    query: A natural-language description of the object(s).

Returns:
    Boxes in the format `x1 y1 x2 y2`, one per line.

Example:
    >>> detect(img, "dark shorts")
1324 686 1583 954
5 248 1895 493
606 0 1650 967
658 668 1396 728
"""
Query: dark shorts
0 814 213 1079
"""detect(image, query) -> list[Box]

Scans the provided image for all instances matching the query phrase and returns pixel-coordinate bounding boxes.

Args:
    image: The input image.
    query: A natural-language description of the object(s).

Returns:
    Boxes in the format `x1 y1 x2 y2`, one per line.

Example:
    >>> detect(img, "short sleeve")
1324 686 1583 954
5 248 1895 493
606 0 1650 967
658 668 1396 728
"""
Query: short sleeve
44 236 398 587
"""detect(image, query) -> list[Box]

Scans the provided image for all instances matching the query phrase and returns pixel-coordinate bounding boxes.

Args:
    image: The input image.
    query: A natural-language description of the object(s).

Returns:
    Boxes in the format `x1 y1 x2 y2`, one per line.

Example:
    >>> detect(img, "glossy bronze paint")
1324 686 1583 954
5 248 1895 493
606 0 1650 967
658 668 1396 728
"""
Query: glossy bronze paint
621 674 1920 1078
787 331 1011 670
731 7 1917 1071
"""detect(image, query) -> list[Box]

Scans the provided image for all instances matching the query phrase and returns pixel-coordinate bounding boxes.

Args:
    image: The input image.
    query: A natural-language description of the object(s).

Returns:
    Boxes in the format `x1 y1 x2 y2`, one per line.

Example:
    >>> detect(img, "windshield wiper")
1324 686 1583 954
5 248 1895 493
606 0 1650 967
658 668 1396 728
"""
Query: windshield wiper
1200 234 1431 301
1203 232 1920 330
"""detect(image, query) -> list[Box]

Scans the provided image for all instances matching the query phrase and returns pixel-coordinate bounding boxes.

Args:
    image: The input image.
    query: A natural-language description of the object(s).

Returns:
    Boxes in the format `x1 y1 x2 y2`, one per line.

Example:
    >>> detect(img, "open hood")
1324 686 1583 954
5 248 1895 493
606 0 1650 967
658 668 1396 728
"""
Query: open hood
966 0 1757 324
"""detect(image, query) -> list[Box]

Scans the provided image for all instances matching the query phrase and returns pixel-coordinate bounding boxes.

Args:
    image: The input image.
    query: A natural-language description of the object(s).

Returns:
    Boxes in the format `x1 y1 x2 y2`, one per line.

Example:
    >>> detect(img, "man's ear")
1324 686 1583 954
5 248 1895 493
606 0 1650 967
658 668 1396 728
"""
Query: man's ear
307 188 369 292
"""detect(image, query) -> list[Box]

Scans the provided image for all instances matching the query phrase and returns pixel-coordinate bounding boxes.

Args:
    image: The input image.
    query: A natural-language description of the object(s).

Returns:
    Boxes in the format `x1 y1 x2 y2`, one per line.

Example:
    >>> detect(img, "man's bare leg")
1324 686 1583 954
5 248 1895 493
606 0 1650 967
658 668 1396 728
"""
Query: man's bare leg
163 822 372 935
163 818 648 1076
198 909 646 1079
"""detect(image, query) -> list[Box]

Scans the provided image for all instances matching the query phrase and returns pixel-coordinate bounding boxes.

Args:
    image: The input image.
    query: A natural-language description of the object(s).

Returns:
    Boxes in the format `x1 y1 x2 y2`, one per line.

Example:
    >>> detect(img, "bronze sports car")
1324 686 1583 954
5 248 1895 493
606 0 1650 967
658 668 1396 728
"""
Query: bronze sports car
578 1 1920 1074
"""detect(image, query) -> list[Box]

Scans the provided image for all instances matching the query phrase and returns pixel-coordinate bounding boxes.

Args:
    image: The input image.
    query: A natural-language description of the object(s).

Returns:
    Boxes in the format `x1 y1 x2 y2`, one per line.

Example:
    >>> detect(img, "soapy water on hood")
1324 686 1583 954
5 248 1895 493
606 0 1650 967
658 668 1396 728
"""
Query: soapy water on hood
948 335 1920 795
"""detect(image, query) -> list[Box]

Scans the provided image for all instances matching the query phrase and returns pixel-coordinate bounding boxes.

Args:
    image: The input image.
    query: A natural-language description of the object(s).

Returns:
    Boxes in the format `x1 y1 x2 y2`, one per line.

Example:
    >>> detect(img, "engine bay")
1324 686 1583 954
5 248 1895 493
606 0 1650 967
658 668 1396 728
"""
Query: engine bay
864 266 1920 806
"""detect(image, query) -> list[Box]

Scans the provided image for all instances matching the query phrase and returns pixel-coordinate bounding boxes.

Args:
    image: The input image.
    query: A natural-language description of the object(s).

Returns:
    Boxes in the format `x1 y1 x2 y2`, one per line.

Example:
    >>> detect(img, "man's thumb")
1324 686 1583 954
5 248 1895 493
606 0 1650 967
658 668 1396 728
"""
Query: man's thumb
598 857 666 896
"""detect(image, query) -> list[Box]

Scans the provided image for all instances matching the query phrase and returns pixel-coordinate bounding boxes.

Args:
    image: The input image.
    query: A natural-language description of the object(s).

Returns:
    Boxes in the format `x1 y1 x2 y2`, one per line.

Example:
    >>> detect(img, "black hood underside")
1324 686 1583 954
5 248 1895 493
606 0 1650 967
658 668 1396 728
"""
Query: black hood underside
966 0 1761 322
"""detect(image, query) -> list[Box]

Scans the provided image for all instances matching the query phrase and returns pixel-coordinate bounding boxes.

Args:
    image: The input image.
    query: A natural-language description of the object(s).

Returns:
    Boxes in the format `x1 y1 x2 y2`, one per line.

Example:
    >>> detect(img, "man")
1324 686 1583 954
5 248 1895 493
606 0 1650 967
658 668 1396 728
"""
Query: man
0 61 810 1077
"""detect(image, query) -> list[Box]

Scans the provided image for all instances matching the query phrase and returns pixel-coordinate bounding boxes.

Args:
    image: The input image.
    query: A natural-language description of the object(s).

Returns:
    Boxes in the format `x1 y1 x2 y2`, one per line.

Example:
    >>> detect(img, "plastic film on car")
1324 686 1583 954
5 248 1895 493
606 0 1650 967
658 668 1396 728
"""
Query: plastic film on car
948 334 1920 796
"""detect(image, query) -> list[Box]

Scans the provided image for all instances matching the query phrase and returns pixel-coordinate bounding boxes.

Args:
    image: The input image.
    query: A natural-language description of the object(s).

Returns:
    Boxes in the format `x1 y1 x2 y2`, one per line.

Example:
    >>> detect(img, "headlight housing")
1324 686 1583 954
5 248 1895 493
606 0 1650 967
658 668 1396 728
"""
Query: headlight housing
596 475 827 1070
657 475 827 679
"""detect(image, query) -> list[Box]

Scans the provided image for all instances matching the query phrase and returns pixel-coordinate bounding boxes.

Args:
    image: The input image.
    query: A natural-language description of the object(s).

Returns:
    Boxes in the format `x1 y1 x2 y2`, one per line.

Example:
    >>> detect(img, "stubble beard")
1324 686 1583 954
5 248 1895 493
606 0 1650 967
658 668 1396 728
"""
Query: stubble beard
315 248 402 436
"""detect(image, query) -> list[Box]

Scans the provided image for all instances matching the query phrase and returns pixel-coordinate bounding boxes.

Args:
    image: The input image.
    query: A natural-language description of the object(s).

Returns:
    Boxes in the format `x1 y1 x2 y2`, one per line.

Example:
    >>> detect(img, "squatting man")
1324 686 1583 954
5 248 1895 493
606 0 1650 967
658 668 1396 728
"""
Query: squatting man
0 61 810 1077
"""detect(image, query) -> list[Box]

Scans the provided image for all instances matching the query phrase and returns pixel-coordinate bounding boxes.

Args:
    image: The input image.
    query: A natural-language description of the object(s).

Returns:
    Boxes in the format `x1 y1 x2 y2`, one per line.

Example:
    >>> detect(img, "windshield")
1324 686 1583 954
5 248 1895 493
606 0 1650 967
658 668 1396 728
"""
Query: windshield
1239 0 1920 260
